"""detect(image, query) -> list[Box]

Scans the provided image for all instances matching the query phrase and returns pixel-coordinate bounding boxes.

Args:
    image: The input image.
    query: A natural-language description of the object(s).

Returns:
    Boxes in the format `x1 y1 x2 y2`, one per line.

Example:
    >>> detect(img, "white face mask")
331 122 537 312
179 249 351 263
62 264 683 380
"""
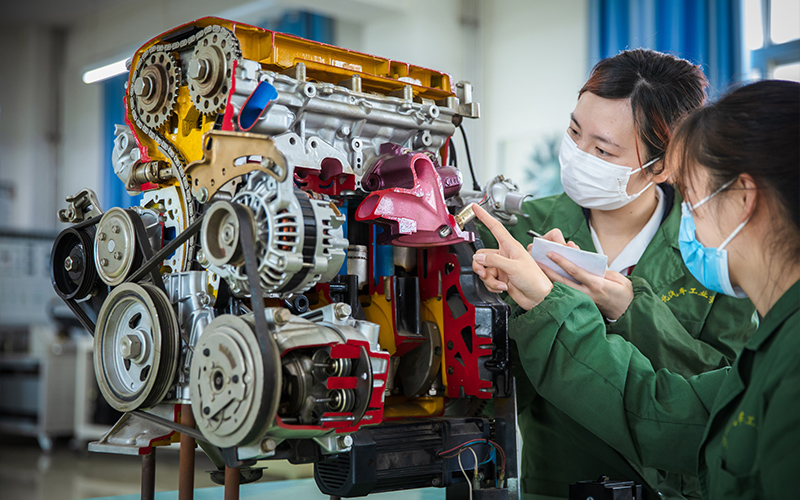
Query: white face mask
559 132 660 210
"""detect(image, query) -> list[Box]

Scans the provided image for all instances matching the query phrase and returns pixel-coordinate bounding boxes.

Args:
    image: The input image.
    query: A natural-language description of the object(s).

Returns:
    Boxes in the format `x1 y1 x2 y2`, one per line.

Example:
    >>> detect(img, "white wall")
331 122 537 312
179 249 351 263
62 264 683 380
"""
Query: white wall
0 27 61 231
3 0 589 230
482 0 590 193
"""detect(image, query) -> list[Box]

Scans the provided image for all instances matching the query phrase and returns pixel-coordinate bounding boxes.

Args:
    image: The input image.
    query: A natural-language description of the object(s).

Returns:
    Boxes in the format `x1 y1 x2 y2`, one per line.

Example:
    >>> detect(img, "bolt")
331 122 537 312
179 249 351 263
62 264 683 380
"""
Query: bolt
203 406 210 415
337 435 353 448
431 478 441 486
64 256 75 272
261 438 277 453
273 308 291 326
100 258 109 267
196 249 209 266
111 224 120 234
113 251 123 260
195 187 209 203
333 303 352 320
220 222 236 245
119 335 142 360
438 225 452 238
133 76 153 98
98 231 107 241
188 58 209 80
447 366 454 375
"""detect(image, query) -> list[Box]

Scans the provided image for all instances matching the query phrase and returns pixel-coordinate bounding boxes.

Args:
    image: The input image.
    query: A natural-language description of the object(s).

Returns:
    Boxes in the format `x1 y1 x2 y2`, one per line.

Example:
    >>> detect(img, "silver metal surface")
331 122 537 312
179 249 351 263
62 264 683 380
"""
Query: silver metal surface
94 283 180 412
58 188 103 223
189 314 278 448
94 208 138 286
202 172 347 298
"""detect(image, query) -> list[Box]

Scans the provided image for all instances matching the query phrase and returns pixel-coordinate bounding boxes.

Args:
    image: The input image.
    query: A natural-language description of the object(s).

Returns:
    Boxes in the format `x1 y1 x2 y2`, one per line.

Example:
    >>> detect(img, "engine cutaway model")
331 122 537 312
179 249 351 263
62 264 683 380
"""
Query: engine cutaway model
52 17 518 499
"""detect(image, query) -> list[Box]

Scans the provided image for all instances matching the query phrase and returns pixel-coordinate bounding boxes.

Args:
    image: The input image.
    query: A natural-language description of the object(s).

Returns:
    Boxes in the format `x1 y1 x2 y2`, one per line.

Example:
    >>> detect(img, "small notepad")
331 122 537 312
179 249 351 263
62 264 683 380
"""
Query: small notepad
530 237 608 284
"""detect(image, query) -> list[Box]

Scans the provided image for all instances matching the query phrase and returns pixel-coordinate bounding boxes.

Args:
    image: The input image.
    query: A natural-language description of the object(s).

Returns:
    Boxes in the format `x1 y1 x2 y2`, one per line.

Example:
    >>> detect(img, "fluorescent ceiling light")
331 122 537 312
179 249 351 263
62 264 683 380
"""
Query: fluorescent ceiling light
83 59 128 84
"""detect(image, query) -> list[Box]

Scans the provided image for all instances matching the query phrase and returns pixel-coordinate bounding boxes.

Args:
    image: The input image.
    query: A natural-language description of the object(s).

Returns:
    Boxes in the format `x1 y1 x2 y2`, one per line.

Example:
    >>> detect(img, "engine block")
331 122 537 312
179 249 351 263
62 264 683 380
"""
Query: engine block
52 17 517 498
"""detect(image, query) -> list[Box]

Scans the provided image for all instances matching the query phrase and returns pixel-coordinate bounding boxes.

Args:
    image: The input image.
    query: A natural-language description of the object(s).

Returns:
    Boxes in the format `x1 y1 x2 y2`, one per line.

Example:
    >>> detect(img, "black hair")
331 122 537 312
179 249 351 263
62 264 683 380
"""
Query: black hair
580 49 708 173
671 80 800 258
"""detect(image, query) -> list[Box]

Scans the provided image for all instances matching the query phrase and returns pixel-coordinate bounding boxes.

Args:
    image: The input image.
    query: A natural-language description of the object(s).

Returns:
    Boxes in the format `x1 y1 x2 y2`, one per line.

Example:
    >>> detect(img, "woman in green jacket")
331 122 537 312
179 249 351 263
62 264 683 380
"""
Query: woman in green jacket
473 80 800 500
480 50 757 499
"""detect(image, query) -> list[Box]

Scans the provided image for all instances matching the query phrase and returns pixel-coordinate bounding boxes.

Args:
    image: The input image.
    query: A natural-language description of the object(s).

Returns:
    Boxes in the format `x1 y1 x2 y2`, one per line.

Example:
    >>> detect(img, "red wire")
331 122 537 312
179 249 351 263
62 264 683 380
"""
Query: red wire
487 439 506 477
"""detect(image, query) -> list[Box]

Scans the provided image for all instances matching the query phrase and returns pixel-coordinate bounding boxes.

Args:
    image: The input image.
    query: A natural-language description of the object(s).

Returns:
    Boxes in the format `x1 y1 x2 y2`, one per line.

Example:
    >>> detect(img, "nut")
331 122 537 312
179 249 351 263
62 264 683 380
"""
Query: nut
119 335 142 360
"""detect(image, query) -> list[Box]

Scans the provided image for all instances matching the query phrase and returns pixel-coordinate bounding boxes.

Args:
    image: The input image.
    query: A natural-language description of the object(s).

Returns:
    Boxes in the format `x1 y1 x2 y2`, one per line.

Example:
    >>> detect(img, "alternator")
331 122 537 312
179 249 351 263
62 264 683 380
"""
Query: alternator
200 171 347 297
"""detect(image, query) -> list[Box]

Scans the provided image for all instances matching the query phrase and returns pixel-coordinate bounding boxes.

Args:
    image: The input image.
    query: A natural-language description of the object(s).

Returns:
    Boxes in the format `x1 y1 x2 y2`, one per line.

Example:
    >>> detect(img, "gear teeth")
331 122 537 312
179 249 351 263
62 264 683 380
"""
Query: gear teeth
188 28 240 116
131 50 180 130
127 24 242 272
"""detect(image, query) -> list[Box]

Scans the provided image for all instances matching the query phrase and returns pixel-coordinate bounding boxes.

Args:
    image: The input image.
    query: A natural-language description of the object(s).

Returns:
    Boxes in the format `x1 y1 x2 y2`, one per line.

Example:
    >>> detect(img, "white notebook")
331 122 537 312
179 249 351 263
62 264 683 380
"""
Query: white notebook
530 237 608 284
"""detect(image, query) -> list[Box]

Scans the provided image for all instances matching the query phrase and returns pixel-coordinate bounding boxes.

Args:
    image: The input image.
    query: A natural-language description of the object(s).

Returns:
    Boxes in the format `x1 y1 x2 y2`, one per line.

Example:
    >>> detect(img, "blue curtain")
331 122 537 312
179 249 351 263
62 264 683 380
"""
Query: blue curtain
103 74 141 210
589 0 745 96
263 11 334 44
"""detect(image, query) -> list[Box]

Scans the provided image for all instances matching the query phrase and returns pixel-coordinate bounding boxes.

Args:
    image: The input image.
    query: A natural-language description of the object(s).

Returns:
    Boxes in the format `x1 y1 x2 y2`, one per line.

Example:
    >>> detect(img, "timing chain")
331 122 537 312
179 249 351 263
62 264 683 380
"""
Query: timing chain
128 24 242 270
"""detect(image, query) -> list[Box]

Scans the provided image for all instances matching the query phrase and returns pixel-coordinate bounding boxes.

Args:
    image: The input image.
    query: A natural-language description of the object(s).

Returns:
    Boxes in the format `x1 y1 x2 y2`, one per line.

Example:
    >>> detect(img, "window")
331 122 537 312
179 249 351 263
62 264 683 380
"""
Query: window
744 0 800 81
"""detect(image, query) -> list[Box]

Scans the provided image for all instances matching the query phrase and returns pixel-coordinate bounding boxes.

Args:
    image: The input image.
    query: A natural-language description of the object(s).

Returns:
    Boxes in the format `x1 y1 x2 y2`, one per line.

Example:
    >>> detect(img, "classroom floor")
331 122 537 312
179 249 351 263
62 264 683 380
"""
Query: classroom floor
0 434 314 500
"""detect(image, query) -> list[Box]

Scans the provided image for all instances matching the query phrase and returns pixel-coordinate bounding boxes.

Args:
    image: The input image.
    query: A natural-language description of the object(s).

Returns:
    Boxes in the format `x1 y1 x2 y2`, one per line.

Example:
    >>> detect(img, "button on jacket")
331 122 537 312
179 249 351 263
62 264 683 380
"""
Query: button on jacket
478 191 758 500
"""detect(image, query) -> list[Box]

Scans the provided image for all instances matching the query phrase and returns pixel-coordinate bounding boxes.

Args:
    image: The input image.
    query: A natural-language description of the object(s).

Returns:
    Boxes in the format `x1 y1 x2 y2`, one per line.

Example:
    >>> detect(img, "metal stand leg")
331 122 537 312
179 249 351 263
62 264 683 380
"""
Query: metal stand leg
141 448 156 500
179 404 196 500
224 466 240 500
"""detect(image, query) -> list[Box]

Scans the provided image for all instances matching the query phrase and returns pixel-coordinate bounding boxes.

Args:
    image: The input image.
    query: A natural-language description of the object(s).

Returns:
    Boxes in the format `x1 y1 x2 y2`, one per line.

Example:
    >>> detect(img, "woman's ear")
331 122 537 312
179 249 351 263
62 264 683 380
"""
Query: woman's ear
738 173 758 223
650 159 671 184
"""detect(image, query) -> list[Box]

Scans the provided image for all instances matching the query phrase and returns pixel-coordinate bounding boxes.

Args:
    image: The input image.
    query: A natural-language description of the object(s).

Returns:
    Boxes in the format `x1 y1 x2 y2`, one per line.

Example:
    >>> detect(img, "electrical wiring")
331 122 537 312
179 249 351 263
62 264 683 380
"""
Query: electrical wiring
458 446 478 500
487 438 506 485
459 124 481 191
437 438 507 488
448 136 458 168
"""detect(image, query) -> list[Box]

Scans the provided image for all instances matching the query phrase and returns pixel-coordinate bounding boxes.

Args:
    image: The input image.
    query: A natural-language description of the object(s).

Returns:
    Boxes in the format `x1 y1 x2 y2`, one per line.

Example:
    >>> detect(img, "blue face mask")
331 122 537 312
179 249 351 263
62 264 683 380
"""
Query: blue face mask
679 179 750 298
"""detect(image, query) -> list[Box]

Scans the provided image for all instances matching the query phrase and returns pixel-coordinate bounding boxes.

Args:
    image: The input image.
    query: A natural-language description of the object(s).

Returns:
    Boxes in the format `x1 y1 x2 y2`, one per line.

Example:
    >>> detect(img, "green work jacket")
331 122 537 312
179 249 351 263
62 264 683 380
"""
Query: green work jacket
508 279 800 500
478 192 758 499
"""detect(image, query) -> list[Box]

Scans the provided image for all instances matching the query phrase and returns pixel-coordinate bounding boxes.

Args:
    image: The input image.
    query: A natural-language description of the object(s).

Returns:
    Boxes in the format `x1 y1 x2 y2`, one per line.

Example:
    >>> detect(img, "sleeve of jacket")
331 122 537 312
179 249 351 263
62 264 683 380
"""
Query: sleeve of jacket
510 282 728 475
607 277 749 377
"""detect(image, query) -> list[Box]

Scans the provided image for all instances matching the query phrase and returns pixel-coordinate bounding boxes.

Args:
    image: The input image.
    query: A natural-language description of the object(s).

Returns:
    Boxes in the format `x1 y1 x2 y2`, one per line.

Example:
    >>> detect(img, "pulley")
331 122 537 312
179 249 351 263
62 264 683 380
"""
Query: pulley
190 314 281 448
51 225 99 301
94 283 180 412
94 208 143 286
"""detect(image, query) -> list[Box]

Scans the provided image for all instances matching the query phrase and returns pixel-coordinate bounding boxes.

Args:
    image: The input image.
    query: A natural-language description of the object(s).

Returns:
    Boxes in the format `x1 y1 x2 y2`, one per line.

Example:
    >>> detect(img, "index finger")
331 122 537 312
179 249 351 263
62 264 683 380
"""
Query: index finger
472 203 518 246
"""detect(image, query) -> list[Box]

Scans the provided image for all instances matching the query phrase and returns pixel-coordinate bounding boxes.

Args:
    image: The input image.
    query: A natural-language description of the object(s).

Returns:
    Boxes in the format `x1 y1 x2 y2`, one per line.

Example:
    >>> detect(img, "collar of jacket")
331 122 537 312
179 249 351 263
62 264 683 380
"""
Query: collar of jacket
743 279 799 351
540 186 684 291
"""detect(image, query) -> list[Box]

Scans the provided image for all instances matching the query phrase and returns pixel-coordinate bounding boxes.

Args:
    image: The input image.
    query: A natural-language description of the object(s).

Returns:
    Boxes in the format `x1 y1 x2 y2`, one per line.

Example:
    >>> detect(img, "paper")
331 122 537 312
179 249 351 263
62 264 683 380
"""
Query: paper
530 237 608 284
